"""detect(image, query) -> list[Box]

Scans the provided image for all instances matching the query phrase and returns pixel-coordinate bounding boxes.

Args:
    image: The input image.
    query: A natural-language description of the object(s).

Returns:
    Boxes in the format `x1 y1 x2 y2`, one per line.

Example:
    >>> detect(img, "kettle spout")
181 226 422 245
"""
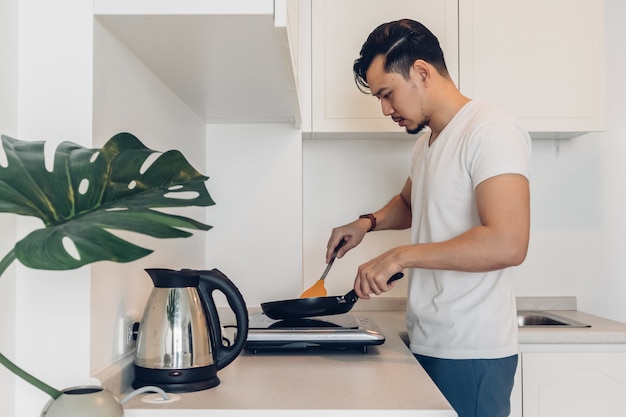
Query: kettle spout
145 268 199 288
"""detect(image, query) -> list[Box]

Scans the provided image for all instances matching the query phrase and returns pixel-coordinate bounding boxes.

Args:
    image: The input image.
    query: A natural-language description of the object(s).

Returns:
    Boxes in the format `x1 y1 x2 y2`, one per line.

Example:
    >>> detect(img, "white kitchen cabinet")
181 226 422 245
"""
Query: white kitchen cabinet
94 0 302 126
309 0 459 139
275 0 303 128
521 352 626 417
458 0 606 138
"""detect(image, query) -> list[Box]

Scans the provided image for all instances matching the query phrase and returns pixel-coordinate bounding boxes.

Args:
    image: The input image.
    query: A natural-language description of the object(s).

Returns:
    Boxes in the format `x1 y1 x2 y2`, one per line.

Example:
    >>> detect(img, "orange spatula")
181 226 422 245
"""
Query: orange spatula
300 239 346 298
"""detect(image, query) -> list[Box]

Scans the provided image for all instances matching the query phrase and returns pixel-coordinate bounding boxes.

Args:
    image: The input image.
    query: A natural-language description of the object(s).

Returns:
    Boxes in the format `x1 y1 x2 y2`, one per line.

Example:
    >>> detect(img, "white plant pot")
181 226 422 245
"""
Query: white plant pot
40 386 124 417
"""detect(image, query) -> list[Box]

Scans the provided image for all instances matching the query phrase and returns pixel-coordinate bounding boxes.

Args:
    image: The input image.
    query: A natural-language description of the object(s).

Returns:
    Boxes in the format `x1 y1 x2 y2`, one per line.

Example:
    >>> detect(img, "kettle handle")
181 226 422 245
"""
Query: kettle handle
196 269 249 371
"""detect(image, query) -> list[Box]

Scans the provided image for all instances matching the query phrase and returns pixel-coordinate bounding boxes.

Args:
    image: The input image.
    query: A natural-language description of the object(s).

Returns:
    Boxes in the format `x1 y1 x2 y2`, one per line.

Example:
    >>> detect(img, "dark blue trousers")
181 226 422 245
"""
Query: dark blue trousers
415 354 518 417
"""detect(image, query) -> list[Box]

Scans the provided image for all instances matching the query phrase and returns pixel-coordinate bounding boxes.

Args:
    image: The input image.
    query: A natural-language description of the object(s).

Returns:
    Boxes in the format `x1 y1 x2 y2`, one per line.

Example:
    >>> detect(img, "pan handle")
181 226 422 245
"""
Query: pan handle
387 272 404 284
343 272 404 303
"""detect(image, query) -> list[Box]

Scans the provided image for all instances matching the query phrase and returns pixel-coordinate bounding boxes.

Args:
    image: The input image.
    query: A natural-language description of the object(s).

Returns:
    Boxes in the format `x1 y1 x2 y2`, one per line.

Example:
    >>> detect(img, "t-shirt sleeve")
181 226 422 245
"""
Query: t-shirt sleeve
465 118 532 189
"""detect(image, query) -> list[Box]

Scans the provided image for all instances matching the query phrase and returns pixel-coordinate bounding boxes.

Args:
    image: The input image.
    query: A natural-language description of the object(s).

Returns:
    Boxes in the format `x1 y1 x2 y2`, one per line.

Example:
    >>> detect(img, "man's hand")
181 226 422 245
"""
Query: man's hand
354 247 407 299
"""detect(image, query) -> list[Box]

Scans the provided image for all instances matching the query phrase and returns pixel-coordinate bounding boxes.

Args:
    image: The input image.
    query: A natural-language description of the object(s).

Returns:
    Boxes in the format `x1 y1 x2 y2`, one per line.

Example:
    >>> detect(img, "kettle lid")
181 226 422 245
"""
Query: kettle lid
145 268 199 288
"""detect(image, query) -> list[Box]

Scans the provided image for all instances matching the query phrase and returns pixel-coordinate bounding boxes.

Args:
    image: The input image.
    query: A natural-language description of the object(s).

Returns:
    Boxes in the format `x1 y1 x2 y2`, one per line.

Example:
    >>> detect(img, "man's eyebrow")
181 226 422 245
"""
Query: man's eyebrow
372 87 387 98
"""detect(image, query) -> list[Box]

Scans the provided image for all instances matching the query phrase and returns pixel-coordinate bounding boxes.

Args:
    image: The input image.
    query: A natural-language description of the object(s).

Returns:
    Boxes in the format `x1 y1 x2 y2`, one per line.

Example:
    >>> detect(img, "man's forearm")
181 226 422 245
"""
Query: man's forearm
370 194 412 231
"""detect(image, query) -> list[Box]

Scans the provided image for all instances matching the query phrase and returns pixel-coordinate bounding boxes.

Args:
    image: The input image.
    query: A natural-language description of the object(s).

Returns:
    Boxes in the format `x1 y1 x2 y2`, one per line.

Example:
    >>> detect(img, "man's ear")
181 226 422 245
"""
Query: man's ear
412 60 430 83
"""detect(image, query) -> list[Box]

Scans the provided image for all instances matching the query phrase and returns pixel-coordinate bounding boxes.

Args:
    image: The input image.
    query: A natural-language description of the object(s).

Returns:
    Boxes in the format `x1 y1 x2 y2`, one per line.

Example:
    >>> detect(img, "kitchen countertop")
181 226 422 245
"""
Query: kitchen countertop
513 296 626 346
118 299 626 416
518 309 626 345
122 310 457 417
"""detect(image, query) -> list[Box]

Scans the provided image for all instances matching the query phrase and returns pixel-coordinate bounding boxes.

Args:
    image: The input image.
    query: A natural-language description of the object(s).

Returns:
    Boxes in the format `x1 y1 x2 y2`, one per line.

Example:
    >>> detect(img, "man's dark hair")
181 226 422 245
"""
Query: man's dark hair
353 19 449 93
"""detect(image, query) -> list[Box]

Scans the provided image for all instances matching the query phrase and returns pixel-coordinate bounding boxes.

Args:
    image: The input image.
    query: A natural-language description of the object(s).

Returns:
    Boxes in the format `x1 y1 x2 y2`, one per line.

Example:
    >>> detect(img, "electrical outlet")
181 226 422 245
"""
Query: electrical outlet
118 315 139 355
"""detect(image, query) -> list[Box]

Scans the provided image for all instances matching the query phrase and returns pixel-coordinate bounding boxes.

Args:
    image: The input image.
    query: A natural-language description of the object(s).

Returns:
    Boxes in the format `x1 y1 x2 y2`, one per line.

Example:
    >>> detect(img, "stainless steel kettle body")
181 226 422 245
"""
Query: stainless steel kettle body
133 268 248 392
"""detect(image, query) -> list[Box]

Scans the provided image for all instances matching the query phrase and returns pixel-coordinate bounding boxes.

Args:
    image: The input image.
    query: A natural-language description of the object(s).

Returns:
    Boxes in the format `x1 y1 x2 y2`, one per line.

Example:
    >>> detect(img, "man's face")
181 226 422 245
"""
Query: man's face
365 55 428 135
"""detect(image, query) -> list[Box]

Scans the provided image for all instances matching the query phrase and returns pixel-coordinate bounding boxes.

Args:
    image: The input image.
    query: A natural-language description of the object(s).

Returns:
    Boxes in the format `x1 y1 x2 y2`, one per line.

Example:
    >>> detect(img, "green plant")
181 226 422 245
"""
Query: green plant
0 132 214 399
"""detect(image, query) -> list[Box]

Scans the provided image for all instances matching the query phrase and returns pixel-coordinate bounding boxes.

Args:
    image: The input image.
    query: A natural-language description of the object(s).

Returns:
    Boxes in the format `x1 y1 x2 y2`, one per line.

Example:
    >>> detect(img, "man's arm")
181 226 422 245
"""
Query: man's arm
354 173 530 298
325 177 413 263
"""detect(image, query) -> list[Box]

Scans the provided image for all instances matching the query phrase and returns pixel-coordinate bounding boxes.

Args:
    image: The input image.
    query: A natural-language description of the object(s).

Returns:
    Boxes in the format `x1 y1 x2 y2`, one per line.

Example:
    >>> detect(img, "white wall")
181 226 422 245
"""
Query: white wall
0 212 16 417
91 19 208 374
204 124 302 305
9 1 94 416
302 139 414 298
0 2 18 414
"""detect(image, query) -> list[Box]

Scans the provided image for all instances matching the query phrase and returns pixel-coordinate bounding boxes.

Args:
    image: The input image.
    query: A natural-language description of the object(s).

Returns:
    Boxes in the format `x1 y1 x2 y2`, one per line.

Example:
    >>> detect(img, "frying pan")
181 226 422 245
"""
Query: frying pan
261 272 404 320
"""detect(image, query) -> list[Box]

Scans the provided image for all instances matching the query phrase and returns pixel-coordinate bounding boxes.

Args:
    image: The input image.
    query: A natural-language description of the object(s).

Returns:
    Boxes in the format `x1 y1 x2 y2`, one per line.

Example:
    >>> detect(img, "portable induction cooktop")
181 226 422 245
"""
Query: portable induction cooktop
245 313 385 353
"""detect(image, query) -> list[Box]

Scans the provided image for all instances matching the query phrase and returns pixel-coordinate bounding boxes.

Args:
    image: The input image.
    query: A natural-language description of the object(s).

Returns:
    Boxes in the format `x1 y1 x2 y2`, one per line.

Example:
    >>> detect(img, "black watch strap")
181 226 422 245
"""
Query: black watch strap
359 213 377 232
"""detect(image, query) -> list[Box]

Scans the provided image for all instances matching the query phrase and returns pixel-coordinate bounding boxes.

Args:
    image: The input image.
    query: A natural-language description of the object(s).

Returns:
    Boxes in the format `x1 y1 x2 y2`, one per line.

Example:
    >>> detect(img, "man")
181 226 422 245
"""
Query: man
325 19 531 417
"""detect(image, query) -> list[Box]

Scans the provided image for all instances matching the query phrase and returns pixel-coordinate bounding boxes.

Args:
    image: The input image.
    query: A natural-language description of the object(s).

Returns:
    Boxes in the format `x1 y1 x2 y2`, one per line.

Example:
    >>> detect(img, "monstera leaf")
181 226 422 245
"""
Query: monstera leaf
0 132 215 400
0 132 214 271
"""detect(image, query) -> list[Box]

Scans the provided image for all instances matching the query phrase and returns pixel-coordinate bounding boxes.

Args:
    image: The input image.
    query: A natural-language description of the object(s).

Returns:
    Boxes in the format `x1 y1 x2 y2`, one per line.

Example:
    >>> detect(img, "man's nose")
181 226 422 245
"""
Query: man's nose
381 99 394 116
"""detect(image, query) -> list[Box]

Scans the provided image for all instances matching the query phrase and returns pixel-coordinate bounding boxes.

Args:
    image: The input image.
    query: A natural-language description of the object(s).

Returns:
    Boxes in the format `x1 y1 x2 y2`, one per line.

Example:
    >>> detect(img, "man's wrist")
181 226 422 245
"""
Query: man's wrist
359 213 377 232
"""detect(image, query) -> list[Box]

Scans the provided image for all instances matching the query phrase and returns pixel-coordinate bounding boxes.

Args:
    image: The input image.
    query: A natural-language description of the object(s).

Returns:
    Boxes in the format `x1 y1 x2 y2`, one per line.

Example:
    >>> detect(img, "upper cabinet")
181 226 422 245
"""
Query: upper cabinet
94 0 302 127
306 0 606 139
308 0 459 139
93 0 606 138
458 0 606 138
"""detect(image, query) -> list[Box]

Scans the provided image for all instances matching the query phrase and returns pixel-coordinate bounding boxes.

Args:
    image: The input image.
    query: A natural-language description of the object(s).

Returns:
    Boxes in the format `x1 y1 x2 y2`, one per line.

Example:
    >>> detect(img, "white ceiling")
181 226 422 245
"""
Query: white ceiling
96 14 299 124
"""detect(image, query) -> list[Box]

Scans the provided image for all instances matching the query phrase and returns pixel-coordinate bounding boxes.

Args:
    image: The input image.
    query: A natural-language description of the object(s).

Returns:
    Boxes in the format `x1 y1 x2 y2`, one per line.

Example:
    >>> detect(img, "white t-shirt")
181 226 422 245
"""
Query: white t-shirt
407 100 531 360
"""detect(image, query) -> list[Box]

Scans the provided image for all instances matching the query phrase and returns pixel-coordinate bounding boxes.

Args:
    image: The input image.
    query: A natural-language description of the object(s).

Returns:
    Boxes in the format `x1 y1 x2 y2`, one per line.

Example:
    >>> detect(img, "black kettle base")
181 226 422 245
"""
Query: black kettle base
133 364 220 393
132 377 220 393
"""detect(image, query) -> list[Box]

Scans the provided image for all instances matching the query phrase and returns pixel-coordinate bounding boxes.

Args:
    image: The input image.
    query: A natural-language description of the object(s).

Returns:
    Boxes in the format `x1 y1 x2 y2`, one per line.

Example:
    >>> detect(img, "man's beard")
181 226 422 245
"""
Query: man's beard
406 123 428 135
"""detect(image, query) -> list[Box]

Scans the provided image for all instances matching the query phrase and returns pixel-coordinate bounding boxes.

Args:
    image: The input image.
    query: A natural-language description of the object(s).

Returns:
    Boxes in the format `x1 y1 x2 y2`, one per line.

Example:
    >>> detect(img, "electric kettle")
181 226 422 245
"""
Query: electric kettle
133 268 248 393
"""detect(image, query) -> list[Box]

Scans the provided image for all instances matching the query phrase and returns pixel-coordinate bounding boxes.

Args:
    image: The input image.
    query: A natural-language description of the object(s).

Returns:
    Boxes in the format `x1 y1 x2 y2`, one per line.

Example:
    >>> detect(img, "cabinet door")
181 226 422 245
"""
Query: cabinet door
522 352 626 417
275 0 302 128
311 0 459 137
459 0 606 135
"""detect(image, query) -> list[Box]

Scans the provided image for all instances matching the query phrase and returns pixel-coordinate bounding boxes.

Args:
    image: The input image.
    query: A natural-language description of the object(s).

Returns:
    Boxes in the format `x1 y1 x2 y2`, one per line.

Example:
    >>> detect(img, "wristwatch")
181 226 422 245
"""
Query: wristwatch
359 213 377 232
